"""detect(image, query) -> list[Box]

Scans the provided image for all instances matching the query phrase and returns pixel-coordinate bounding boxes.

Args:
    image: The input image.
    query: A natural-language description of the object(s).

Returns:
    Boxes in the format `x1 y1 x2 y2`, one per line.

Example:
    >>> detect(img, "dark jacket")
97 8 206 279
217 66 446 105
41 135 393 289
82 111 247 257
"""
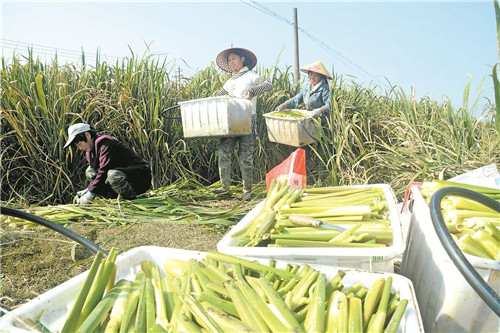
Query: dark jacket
86 135 150 194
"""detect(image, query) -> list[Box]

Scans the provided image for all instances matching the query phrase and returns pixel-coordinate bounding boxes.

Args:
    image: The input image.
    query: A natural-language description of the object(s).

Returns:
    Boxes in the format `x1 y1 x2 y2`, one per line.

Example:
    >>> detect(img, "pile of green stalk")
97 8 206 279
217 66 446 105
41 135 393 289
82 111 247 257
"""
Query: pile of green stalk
269 110 307 119
26 250 409 332
419 180 500 260
2 180 264 229
232 180 393 248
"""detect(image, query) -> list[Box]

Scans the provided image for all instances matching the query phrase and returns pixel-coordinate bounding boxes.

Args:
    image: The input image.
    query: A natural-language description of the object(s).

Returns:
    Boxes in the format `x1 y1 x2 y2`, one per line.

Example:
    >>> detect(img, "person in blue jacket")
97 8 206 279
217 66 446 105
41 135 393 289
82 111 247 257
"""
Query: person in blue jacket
275 61 332 122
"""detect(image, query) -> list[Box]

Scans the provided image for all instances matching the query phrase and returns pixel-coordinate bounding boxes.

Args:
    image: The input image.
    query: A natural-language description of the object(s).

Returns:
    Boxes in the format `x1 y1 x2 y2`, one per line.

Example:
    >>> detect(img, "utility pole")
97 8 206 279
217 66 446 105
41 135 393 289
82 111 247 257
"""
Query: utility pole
293 8 300 85
177 66 182 91
177 66 182 102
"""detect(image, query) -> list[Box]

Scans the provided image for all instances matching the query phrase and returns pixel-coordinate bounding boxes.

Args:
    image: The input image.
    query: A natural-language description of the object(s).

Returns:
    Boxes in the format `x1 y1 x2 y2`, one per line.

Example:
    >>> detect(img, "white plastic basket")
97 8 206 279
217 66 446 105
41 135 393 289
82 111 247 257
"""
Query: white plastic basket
401 186 500 332
0 246 423 333
217 184 405 272
178 96 252 138
263 109 321 147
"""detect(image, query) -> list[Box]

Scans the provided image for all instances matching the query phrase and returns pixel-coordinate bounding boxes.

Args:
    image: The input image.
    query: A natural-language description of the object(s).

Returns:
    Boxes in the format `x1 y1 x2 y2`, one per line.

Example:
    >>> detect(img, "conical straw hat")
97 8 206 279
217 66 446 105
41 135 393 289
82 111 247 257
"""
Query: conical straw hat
216 47 257 73
300 61 332 79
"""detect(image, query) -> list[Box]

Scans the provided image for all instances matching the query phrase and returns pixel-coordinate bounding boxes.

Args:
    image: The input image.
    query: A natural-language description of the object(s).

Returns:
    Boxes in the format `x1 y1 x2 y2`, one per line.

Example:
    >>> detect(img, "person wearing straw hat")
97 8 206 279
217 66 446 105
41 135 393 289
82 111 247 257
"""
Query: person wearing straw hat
63 123 152 205
275 61 332 122
213 47 273 200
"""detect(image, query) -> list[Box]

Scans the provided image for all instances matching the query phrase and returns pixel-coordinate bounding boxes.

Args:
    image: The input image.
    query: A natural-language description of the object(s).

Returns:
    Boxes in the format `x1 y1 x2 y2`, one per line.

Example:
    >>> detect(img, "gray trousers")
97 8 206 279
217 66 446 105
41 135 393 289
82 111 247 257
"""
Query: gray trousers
218 133 254 192
86 167 136 199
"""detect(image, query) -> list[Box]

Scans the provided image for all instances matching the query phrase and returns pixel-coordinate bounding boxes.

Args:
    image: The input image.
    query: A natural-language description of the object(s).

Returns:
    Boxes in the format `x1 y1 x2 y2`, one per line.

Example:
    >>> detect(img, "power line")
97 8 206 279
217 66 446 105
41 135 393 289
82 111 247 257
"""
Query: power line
1 45 94 64
243 0 293 26
240 0 389 88
3 39 92 57
1 38 121 63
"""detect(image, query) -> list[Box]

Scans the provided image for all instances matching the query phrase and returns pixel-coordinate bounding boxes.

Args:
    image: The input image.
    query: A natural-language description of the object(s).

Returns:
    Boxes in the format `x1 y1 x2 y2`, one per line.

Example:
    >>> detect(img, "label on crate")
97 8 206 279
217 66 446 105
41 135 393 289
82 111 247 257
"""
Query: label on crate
372 256 385 262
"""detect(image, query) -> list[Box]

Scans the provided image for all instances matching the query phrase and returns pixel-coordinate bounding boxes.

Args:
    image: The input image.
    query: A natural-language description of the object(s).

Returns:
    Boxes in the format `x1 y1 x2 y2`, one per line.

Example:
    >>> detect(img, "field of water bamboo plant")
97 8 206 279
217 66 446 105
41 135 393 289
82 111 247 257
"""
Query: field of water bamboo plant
2 8 500 326
1 50 498 208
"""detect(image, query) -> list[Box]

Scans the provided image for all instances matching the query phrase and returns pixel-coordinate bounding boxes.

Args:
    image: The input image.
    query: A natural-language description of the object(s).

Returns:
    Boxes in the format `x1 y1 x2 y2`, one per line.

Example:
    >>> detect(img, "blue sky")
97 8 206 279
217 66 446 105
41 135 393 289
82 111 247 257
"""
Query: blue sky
1 1 497 117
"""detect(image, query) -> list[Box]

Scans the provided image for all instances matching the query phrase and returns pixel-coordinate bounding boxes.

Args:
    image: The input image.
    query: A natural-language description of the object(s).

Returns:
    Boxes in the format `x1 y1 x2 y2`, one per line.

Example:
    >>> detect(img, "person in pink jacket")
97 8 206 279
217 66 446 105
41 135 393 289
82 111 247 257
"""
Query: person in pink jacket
63 123 151 205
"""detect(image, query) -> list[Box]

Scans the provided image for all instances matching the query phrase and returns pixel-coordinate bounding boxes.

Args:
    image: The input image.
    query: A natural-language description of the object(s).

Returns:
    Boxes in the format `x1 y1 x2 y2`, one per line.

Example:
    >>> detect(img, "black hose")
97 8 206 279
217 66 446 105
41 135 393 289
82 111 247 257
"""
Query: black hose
0 206 108 257
429 187 500 317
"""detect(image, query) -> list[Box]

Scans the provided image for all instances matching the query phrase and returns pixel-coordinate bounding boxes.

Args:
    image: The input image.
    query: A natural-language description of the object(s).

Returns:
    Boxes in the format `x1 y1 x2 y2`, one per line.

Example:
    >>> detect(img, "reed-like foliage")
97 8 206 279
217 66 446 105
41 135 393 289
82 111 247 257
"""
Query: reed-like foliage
1 49 498 205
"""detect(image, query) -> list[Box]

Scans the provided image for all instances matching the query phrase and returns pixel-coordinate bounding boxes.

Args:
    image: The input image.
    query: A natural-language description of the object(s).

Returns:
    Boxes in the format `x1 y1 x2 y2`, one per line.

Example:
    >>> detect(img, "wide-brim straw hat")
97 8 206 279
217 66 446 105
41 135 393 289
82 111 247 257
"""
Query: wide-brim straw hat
300 61 332 79
216 47 257 72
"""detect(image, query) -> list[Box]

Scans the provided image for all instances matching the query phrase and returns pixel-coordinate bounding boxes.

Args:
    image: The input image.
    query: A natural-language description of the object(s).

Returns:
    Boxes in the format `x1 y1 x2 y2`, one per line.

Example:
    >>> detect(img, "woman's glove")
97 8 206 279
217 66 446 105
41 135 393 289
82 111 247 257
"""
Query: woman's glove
77 190 95 205
76 188 89 198
307 108 323 119
275 104 285 111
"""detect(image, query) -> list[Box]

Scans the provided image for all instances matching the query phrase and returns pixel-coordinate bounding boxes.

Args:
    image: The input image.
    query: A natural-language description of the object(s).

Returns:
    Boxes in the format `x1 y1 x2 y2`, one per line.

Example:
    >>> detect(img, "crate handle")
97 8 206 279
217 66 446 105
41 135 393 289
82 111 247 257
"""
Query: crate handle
161 105 181 119
299 118 320 143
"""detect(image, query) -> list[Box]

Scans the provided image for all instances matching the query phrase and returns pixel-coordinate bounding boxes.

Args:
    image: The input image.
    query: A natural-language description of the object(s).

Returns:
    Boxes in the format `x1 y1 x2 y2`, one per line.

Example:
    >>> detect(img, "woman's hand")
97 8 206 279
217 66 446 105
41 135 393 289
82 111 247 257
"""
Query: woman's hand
77 191 95 205
275 104 285 111
307 108 323 119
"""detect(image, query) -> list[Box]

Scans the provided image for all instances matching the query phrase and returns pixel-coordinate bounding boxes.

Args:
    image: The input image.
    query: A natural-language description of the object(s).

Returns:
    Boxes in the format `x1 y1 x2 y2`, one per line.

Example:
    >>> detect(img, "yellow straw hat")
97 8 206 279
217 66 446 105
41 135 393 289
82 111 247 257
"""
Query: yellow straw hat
216 47 257 73
300 61 332 79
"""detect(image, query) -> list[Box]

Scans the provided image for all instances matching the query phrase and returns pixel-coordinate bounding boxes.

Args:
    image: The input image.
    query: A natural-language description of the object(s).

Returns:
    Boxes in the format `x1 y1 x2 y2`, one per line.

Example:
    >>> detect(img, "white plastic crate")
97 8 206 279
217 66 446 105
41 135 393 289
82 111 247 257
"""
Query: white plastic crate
178 96 252 138
401 185 500 332
217 184 405 272
0 246 423 333
263 109 321 147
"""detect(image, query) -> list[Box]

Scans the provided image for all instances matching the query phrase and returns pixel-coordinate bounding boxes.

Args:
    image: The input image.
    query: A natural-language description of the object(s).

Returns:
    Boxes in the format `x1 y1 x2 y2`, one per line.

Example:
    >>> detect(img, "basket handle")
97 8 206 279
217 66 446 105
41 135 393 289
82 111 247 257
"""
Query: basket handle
299 118 320 143
161 105 181 119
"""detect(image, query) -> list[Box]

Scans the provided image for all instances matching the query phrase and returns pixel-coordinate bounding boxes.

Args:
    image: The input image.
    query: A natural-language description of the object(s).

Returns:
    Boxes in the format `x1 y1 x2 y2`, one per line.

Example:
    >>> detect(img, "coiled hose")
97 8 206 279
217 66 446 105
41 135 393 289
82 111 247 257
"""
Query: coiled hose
0 206 108 257
429 186 500 317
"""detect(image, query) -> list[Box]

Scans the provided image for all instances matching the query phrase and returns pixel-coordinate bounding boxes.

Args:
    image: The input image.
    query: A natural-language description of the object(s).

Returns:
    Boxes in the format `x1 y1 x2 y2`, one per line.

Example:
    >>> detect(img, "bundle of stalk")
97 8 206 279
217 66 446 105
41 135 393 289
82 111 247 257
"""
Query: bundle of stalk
232 180 393 248
25 250 409 332
270 110 306 119
419 180 500 260
2 180 261 229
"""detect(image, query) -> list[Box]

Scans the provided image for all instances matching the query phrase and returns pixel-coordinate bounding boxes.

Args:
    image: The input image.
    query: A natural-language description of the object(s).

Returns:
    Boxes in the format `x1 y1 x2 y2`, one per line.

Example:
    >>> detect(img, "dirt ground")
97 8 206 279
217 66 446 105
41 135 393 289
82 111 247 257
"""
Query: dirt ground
0 219 228 312
1 198 402 315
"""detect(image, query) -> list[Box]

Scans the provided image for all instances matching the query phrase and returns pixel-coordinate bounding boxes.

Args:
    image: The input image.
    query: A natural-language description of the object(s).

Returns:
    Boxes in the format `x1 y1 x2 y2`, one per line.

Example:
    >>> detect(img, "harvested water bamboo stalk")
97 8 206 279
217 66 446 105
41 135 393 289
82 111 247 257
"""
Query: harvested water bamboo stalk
62 251 410 333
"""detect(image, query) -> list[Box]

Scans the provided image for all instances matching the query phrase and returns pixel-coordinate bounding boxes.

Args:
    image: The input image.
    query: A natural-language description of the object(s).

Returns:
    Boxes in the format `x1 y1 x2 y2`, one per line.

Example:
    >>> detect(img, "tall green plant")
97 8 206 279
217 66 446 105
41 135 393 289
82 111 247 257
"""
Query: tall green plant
1 48 498 205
